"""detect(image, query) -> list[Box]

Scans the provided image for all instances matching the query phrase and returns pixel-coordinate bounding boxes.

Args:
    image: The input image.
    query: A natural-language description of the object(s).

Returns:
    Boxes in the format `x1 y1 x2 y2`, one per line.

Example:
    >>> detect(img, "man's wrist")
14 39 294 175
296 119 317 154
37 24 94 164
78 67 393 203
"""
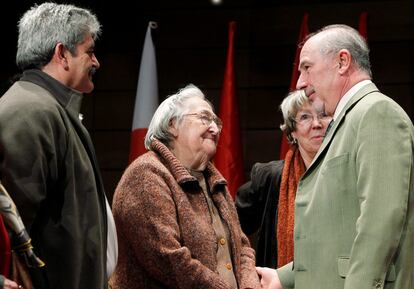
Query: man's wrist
0 274 5 289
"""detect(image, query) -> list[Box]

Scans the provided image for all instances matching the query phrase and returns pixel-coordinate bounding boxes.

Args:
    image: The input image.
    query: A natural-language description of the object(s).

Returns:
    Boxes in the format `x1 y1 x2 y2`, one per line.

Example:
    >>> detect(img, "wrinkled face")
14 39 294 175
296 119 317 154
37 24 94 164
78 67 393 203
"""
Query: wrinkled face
296 35 341 115
66 33 100 93
291 100 331 158
171 97 221 167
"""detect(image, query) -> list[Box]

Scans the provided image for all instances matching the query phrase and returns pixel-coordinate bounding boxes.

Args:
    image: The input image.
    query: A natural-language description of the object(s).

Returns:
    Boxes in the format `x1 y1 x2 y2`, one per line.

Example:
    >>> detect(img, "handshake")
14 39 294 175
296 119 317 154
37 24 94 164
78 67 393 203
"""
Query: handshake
257 267 282 289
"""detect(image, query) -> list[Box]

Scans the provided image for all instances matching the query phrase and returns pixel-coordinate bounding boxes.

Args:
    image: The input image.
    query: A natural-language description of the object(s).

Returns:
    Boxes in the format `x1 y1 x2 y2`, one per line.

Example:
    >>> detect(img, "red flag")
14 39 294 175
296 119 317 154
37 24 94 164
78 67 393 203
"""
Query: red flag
0 215 11 277
280 13 309 159
129 22 158 163
359 12 368 39
215 21 244 199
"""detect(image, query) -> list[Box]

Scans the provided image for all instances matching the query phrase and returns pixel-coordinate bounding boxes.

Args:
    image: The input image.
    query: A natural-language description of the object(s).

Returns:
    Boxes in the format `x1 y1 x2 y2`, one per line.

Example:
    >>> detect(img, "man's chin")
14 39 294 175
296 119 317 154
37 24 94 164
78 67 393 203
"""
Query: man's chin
82 83 95 94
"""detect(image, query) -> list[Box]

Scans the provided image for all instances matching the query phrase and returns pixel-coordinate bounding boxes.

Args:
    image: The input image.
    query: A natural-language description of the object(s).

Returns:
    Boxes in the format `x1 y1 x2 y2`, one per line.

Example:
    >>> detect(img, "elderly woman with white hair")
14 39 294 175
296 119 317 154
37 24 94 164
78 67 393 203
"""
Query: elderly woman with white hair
110 84 261 289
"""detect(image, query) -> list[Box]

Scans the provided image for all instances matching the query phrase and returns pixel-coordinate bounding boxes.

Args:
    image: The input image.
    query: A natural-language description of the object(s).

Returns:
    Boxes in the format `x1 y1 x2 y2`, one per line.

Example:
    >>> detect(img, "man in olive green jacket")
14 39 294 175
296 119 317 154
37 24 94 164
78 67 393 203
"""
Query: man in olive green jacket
258 24 414 289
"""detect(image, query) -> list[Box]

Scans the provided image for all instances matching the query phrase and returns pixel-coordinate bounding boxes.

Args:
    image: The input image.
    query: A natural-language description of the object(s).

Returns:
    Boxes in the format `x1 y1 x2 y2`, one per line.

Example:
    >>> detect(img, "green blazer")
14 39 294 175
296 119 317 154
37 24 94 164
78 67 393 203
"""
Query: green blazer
278 83 414 289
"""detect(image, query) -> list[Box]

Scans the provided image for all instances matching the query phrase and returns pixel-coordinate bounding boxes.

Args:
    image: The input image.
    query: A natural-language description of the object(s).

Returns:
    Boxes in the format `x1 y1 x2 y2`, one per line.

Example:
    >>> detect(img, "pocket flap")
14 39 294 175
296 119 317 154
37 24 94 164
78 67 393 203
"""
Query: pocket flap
337 257 349 277
337 257 395 281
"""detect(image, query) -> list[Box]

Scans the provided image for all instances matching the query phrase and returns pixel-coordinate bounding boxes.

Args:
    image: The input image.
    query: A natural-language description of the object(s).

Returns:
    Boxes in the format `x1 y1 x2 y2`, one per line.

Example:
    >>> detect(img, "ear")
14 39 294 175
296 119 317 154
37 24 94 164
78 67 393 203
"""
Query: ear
53 43 69 70
291 130 298 141
337 49 351 74
168 118 179 138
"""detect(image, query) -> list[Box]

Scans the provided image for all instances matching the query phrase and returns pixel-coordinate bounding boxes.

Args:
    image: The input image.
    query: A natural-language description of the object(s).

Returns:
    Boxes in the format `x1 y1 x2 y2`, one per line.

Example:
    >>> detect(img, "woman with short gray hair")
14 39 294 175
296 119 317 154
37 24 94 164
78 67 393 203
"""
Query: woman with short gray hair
236 90 331 269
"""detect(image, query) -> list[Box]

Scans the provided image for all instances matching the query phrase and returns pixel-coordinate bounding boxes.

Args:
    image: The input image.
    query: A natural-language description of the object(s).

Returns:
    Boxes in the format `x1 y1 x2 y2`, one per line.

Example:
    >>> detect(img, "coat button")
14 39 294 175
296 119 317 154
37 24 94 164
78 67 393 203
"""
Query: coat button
226 263 232 270
373 279 382 289
219 238 226 245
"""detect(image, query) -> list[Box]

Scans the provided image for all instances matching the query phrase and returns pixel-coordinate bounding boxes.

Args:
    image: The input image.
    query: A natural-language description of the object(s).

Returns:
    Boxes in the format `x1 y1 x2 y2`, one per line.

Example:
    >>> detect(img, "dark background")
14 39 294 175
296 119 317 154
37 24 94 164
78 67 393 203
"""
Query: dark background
2 0 413 201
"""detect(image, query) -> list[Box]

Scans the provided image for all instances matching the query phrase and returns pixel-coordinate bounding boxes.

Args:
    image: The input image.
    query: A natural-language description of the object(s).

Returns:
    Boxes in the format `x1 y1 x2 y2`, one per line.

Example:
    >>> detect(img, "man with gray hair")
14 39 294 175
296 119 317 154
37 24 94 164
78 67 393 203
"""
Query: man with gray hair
0 3 117 288
258 24 414 289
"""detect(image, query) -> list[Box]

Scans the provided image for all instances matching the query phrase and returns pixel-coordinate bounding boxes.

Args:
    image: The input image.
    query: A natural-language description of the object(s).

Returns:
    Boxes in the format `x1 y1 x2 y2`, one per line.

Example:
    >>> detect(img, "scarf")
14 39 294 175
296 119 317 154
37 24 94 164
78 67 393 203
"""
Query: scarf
277 145 305 267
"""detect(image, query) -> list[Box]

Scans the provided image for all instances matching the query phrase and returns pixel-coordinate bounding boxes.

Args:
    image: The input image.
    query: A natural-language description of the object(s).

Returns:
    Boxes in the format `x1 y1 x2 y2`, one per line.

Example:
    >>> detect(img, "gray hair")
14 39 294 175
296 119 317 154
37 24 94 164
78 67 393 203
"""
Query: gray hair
280 90 310 143
144 84 211 149
16 2 101 70
313 24 372 77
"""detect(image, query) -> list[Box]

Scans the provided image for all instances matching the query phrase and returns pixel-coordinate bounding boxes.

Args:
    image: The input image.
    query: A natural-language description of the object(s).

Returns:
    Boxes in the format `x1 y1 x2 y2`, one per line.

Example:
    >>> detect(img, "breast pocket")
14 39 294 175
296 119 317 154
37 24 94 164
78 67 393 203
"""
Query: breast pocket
323 153 350 170
319 153 352 192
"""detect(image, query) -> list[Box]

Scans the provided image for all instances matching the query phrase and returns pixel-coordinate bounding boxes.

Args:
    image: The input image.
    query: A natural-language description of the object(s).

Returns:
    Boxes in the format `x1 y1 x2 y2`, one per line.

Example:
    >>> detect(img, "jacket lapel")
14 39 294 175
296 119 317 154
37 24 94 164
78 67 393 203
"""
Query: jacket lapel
303 83 380 178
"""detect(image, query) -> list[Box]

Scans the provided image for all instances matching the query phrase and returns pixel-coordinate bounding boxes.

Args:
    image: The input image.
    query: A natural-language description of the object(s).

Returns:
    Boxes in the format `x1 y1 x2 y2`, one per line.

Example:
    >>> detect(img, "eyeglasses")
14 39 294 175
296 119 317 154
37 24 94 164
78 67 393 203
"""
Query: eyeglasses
184 112 223 130
293 112 331 125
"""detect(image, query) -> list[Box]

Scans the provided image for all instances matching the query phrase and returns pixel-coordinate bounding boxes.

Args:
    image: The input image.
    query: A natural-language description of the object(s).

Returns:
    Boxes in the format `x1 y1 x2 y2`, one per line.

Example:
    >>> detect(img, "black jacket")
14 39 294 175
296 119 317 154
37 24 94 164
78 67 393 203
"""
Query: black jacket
236 160 284 269
0 70 108 289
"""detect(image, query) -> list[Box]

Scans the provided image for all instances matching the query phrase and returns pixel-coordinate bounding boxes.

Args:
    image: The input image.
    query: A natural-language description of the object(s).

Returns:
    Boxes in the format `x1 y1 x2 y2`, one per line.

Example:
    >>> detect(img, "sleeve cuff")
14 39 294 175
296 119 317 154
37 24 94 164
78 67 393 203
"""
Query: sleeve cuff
277 262 294 289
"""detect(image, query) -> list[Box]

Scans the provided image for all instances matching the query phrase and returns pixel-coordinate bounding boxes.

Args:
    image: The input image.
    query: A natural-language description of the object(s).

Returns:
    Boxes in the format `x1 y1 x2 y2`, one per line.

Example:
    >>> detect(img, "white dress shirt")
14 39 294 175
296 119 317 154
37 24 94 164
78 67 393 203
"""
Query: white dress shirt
333 79 372 120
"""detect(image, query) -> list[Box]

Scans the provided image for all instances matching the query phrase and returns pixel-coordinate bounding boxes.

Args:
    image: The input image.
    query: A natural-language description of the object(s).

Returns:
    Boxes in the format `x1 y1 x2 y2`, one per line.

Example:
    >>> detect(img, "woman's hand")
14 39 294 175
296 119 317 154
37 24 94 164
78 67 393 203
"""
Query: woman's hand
3 277 20 289
256 266 282 289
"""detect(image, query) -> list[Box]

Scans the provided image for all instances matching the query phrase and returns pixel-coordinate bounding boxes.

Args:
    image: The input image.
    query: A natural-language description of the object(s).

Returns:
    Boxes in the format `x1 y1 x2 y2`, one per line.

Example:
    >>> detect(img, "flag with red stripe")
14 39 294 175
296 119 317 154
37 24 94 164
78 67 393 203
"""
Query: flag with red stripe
129 21 158 163
215 21 245 199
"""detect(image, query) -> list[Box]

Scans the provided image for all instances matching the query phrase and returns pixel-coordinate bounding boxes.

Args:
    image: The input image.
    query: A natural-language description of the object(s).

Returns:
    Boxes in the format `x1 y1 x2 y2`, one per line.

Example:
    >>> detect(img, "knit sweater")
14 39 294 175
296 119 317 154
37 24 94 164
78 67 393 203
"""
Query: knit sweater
110 140 260 289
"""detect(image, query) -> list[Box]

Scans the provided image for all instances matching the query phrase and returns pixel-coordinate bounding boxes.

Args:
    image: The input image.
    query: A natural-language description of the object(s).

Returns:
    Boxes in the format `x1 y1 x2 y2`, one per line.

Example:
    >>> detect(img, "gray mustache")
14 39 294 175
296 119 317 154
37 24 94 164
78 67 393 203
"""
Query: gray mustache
90 67 97 76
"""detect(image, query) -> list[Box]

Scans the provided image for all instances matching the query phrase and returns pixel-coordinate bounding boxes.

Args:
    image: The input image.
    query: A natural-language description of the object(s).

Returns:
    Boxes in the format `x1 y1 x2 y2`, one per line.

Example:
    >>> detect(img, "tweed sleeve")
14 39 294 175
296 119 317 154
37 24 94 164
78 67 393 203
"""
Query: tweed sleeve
238 231 261 289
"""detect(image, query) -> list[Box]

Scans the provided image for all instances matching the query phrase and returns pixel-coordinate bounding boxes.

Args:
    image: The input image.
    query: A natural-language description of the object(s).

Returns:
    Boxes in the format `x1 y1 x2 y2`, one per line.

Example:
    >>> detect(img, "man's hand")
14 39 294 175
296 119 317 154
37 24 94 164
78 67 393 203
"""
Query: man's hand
256 266 282 289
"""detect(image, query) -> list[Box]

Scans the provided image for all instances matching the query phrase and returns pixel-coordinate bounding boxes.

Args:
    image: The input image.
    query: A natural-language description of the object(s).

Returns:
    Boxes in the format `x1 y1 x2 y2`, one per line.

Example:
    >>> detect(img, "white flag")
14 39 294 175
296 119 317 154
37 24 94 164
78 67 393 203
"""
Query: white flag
129 21 158 163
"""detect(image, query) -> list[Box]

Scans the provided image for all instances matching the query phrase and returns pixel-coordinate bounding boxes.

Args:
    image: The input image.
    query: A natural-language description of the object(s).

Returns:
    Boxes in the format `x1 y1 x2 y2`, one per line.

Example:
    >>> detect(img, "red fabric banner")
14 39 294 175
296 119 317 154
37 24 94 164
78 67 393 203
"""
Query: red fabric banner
129 129 148 162
359 12 368 39
280 13 309 159
214 21 245 199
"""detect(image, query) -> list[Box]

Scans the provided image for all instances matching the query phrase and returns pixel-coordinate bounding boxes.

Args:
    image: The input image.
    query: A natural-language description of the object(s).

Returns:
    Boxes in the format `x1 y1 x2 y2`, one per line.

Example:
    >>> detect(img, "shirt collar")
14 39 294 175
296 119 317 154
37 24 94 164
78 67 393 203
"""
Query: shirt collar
333 79 372 120
20 69 84 118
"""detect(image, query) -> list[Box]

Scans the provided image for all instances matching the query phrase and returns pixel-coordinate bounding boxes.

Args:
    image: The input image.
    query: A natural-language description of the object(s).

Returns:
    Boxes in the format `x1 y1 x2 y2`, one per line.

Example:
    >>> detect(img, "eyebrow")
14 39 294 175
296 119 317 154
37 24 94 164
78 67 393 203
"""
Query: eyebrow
198 109 214 115
297 110 312 115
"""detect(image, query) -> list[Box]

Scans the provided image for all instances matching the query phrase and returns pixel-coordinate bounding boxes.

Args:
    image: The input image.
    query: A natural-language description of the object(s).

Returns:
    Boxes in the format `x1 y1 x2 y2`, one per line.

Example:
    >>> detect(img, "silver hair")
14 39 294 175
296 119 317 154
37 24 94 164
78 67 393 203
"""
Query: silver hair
144 84 212 150
313 24 372 77
16 2 101 70
280 90 310 143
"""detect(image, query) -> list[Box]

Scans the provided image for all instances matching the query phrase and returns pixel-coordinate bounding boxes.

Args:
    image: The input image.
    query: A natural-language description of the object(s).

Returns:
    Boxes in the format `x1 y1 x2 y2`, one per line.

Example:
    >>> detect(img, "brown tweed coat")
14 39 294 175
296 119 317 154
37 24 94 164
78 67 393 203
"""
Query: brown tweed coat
110 139 260 289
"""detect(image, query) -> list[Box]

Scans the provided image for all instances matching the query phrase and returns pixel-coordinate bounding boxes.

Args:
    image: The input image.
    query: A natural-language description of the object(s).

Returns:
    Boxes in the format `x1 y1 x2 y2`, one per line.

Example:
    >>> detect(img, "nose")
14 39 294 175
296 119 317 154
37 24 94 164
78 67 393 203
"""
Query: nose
209 121 221 135
311 116 323 128
92 54 100 69
296 73 307 90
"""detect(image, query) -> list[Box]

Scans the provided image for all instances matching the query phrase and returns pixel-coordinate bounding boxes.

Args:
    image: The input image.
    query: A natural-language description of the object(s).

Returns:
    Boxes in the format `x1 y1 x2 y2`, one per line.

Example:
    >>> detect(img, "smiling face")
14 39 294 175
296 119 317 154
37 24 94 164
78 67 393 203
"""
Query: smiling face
291 100 331 163
296 34 342 115
169 97 221 170
65 33 100 93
